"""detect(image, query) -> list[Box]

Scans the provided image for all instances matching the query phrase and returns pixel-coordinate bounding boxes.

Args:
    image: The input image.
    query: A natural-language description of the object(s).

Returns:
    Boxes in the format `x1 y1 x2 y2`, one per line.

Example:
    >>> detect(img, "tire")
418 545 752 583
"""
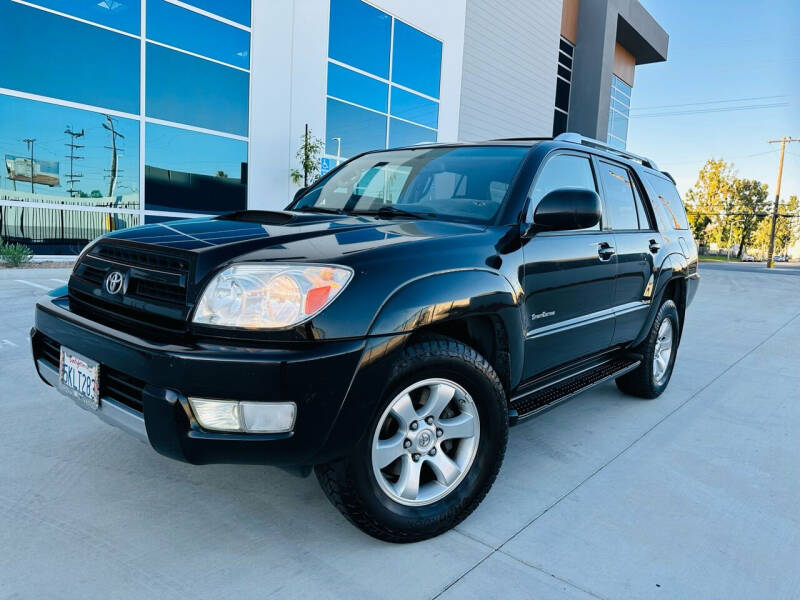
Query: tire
616 299 680 399
315 335 508 543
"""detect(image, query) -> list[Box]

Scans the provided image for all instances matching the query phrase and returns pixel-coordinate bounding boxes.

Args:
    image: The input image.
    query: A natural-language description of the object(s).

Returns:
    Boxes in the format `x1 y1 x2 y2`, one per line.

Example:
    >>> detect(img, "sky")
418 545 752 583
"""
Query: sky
628 0 800 202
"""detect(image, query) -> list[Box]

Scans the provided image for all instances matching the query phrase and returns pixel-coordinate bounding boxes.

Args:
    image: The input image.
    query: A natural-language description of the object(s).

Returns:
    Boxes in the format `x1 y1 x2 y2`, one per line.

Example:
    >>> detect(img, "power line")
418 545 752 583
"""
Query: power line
631 94 788 112
631 102 789 119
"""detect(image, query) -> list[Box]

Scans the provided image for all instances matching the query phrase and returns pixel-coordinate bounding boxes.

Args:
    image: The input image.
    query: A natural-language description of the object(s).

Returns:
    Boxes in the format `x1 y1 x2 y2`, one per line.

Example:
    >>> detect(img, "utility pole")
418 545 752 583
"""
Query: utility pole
64 126 85 241
103 115 124 198
65 126 85 197
766 137 799 268
22 138 36 193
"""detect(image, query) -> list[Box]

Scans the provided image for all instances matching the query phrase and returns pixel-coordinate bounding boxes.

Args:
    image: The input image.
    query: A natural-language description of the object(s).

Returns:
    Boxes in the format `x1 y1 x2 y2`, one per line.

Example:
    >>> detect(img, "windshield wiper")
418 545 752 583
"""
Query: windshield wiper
295 205 345 215
355 206 434 220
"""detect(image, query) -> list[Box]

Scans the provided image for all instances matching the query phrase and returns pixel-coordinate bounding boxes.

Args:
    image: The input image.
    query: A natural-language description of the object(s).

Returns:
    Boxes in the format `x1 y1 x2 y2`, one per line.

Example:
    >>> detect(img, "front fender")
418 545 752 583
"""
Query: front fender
368 268 525 385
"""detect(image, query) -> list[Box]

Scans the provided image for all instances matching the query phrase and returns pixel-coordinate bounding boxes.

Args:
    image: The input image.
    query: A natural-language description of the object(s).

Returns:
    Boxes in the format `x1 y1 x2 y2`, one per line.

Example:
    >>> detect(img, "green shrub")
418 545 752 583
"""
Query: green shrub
0 242 33 267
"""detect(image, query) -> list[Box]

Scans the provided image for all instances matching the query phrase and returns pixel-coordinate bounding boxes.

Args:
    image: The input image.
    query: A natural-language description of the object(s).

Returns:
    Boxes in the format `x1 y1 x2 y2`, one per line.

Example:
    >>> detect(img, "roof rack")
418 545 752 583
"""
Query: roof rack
554 133 659 170
490 137 553 142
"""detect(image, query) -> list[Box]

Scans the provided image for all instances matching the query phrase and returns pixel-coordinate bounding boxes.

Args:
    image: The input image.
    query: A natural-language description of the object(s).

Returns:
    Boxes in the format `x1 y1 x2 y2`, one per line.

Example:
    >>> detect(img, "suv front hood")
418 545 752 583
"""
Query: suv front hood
102 210 484 276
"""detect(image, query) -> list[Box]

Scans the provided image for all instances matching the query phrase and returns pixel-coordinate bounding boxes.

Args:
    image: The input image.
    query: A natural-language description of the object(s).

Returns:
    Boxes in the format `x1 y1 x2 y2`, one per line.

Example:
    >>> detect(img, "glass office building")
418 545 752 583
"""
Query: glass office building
1 0 666 254
0 0 250 253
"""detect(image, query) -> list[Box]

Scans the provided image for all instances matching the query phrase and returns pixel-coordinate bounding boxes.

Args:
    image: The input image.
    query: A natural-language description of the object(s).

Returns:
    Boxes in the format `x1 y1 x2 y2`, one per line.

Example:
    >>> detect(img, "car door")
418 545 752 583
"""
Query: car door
521 151 618 379
595 159 660 344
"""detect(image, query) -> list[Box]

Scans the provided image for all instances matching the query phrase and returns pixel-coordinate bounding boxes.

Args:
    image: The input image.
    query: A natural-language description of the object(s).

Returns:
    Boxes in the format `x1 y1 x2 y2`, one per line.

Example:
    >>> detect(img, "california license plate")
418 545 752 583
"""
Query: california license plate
59 347 100 410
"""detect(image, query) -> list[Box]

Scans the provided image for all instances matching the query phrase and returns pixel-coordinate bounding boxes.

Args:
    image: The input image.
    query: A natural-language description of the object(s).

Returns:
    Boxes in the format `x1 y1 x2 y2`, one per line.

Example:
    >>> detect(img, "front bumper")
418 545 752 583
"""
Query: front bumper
32 295 367 467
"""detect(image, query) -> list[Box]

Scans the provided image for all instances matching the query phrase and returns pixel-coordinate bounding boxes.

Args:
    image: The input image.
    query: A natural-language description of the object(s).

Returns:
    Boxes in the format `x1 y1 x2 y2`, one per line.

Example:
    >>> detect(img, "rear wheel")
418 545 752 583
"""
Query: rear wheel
616 299 680 399
315 335 508 543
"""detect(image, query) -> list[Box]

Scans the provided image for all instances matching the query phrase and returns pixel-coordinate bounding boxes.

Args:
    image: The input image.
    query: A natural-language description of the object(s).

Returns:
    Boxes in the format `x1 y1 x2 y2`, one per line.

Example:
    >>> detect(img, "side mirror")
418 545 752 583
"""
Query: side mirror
529 188 602 233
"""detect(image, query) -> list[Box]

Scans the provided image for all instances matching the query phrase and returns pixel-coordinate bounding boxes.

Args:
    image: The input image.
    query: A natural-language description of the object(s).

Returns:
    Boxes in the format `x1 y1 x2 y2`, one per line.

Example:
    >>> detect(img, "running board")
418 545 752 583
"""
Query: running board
509 357 641 423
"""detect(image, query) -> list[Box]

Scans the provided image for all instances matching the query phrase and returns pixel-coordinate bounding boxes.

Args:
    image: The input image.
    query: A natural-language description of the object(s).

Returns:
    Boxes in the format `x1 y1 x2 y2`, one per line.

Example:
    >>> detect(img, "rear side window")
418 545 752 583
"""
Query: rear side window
643 174 690 230
529 153 599 229
598 161 642 230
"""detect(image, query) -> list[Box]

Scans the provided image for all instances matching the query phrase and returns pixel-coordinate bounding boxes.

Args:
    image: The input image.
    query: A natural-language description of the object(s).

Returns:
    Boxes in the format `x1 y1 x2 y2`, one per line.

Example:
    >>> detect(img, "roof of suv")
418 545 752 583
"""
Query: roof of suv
389 133 676 184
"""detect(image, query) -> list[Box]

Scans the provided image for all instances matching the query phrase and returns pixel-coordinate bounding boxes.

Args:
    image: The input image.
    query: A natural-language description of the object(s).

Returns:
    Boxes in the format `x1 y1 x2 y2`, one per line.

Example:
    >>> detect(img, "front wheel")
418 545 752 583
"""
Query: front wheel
315 336 508 543
616 299 680 399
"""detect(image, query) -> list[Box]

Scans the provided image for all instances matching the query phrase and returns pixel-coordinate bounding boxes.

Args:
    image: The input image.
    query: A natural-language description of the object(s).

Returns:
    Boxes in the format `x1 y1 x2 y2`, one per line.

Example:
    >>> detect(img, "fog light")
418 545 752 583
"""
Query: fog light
241 401 296 433
188 398 241 432
188 398 296 433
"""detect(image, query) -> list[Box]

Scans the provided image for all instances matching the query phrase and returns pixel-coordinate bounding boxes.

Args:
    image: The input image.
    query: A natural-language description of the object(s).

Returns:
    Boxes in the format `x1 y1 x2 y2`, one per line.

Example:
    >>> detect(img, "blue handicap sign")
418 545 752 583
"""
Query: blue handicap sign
320 157 334 177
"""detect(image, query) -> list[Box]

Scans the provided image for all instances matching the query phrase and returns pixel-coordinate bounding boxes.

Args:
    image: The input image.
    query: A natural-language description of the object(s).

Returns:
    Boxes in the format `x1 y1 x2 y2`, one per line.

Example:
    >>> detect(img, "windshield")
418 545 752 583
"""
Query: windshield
292 146 529 224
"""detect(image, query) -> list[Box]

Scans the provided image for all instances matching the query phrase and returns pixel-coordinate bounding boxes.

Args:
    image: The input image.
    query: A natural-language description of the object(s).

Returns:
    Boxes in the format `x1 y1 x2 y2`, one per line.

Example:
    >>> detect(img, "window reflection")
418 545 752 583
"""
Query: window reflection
329 0 391 78
181 0 250 26
146 43 249 136
390 87 438 129
391 20 442 98
145 123 247 214
327 63 388 113
0 94 139 206
325 1 441 159
0 1 139 113
389 118 435 148
0 205 140 254
147 0 250 69
20 0 141 34
325 99 387 159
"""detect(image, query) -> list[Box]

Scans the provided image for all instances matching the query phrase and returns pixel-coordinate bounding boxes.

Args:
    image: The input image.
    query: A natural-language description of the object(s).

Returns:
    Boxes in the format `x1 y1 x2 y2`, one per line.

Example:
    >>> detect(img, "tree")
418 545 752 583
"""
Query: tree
684 159 736 248
216 171 228 178
290 125 324 187
731 178 769 258
753 195 799 256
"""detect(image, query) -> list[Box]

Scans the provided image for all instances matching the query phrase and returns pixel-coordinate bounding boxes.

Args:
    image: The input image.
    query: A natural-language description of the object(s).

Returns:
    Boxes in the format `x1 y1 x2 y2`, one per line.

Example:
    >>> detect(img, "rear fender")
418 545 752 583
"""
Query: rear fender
631 253 687 347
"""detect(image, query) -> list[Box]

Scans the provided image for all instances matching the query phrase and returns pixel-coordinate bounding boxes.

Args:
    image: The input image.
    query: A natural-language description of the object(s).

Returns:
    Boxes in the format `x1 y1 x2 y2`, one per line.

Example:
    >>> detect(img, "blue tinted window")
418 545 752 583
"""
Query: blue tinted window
390 87 438 129
181 0 250 26
391 21 442 98
147 1 250 69
327 63 387 112
0 94 140 204
146 43 249 135
0 2 139 113
389 118 436 148
145 123 247 213
21 0 140 33
325 99 386 158
329 0 390 78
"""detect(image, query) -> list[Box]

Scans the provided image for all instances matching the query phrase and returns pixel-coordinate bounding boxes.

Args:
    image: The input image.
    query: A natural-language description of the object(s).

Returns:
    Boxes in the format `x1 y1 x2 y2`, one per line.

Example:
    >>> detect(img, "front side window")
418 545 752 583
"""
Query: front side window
598 161 641 230
529 154 599 230
294 146 529 224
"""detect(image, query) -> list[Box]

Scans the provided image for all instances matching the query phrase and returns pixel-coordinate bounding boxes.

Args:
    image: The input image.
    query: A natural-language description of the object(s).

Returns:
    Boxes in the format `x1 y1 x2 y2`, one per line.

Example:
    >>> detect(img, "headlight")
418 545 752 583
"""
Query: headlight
193 263 353 329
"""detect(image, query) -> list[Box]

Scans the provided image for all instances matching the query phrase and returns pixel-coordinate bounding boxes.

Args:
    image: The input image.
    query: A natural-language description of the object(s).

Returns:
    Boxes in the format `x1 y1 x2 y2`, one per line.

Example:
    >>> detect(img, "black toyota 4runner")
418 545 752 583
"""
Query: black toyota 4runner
31 134 698 542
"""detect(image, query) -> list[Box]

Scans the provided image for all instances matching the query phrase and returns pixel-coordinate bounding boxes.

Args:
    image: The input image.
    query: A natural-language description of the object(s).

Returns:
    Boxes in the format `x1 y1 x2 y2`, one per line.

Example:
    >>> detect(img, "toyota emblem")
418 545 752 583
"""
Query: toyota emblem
104 271 125 295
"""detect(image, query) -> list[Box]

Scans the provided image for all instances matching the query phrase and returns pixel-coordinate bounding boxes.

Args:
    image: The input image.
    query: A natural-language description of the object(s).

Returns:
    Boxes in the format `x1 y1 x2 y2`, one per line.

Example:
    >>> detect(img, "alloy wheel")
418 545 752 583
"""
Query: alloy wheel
371 378 480 506
652 319 674 385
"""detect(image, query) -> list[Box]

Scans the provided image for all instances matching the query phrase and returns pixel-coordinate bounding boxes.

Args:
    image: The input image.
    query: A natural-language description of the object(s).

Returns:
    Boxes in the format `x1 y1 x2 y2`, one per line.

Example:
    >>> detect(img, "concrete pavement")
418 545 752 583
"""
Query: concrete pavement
0 265 798 599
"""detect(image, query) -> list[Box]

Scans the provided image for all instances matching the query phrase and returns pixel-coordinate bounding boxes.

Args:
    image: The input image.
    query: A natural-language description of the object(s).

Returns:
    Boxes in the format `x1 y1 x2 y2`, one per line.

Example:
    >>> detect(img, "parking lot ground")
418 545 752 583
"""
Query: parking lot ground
1 265 798 599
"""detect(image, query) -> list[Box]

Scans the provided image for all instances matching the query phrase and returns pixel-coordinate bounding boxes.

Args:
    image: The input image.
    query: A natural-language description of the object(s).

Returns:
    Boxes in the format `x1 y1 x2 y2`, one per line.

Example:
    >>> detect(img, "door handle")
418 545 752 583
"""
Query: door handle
649 239 661 253
597 242 615 261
